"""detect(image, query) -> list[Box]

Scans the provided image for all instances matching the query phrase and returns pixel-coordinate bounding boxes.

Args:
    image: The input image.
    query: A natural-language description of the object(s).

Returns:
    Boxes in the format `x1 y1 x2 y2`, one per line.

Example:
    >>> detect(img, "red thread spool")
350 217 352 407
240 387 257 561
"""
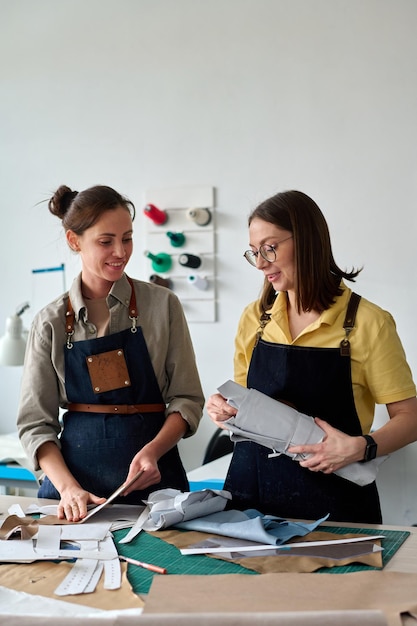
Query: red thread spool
143 204 168 225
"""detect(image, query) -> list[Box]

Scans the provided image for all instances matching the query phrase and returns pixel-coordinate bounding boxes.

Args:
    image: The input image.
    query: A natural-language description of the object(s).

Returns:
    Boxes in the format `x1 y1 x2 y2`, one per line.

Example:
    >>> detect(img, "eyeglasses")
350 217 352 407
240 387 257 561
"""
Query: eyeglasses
243 236 293 267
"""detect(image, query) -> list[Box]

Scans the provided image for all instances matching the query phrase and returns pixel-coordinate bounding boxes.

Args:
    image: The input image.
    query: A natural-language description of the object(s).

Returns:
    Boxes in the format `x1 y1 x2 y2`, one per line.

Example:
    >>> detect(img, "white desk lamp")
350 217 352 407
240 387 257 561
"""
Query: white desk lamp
0 303 29 366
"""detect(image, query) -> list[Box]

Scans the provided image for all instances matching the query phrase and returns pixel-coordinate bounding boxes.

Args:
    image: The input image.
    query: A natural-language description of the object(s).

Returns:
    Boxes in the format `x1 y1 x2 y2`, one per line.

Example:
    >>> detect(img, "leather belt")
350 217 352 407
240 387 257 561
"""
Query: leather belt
67 403 166 414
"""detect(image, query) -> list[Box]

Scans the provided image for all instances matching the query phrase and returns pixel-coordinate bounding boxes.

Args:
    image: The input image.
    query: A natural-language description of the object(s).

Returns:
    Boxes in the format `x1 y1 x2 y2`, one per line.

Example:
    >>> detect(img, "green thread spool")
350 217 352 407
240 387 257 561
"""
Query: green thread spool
166 231 186 247
145 250 172 273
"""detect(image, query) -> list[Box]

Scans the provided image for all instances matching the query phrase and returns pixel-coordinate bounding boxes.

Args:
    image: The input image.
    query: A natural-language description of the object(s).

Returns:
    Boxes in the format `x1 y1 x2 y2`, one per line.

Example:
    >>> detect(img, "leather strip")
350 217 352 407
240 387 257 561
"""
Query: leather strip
343 292 361 329
67 402 166 414
340 292 361 356
126 275 138 318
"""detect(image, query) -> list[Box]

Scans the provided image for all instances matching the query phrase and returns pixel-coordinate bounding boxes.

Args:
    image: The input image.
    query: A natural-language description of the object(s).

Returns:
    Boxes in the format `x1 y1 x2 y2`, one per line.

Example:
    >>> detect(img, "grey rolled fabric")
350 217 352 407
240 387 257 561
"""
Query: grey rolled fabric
217 380 387 487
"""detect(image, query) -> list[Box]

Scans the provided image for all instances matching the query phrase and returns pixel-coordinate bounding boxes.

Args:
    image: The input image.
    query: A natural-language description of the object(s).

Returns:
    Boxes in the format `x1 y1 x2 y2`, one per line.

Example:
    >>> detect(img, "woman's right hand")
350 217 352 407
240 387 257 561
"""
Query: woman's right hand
206 393 237 429
58 486 106 522
37 442 106 522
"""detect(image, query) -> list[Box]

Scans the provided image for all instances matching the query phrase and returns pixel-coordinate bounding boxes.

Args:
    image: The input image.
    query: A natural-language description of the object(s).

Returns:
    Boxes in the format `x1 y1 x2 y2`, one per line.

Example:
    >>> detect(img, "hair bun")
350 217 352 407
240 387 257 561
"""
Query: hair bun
48 185 78 219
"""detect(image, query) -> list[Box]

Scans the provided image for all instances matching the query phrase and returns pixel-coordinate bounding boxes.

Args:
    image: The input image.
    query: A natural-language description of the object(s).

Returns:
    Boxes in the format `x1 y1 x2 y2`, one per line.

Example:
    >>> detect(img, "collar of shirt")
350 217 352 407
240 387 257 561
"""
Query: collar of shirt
68 272 132 322
268 281 352 342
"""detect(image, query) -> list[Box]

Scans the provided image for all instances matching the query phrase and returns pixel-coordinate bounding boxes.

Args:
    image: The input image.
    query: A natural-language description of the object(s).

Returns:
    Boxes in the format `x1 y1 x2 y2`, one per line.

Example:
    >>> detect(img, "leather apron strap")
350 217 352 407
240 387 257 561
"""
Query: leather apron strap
340 292 361 356
67 402 166 414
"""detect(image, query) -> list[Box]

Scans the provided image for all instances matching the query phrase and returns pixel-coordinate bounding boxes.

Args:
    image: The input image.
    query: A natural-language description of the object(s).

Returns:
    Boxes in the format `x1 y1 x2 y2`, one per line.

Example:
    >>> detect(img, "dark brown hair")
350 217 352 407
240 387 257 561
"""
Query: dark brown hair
48 185 136 234
249 190 361 314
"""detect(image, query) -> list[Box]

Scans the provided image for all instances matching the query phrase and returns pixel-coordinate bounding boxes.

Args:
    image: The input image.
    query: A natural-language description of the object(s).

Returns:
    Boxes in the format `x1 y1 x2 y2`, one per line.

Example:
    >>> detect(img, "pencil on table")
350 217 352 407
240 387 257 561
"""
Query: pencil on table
118 554 167 574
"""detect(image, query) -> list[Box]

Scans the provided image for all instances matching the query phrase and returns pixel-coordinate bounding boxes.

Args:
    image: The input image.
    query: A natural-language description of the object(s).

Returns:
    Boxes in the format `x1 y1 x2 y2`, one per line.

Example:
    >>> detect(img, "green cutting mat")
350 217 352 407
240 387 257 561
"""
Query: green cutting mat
315 524 410 574
114 526 410 595
114 528 256 595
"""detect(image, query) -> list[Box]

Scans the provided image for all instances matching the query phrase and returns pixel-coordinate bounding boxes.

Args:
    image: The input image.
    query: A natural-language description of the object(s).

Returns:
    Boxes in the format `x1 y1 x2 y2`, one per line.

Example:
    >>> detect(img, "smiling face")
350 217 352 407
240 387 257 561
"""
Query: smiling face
248 217 295 294
66 205 133 297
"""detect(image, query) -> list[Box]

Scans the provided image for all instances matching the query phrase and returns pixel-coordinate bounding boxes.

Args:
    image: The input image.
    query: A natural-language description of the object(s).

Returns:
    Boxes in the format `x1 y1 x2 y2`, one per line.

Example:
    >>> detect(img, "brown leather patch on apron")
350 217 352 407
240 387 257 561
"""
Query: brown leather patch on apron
86 348 131 393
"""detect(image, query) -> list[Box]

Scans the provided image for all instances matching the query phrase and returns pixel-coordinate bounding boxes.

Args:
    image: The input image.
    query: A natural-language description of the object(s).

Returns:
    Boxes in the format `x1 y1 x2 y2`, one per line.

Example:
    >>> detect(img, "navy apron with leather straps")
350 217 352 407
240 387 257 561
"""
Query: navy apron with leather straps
224 292 382 524
38 277 188 503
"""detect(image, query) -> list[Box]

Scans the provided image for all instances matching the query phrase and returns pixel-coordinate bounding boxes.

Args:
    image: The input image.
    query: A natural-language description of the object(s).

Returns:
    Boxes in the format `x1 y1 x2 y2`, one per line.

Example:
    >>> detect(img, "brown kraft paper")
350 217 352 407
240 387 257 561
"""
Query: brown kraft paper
143 571 417 626
0 560 143 611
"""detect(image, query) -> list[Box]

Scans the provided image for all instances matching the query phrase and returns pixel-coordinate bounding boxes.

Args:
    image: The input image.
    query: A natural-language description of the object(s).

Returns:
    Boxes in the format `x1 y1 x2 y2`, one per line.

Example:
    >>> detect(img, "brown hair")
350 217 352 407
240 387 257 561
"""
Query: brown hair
48 184 136 235
249 190 361 314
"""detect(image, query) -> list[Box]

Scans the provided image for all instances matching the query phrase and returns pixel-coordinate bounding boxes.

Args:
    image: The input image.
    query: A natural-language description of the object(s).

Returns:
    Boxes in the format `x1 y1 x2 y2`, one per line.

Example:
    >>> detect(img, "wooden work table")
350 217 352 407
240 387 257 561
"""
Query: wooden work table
0 494 417 626
1 493 416 573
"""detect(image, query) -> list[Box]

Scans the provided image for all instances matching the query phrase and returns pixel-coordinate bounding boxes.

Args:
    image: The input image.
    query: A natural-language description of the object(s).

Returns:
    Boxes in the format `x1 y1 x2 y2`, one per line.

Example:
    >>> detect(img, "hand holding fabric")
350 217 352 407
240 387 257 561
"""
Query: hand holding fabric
217 380 387 487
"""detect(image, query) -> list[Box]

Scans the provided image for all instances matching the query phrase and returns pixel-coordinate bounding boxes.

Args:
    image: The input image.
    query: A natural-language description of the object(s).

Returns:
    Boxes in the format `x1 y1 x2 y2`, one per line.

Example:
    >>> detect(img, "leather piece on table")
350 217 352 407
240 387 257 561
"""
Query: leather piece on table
154 528 383 573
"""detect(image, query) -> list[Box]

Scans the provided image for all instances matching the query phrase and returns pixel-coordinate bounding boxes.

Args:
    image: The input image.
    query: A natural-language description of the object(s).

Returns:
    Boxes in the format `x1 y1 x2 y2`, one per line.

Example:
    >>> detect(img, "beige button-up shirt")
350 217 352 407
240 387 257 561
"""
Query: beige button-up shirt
17 273 205 471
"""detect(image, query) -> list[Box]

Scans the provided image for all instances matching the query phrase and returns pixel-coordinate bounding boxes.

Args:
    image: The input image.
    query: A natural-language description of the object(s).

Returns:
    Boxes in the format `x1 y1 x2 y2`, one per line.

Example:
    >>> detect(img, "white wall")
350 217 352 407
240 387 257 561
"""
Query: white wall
1 0 416 524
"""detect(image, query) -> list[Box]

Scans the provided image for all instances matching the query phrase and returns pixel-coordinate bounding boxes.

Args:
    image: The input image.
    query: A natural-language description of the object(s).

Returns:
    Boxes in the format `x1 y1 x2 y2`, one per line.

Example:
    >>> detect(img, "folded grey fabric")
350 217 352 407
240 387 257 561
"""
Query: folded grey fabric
217 380 387 487
119 488 231 544
175 509 329 545
145 488 232 529
119 487 326 546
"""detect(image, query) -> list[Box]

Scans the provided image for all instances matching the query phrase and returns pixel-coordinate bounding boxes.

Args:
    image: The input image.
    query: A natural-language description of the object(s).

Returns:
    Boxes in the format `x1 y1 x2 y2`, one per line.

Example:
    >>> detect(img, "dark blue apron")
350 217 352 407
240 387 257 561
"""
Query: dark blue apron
224 294 382 524
38 283 188 503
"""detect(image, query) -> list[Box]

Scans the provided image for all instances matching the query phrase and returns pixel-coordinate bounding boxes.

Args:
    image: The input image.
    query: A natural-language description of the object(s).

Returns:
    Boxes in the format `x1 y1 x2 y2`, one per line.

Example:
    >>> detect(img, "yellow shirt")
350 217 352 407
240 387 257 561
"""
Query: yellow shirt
234 283 416 434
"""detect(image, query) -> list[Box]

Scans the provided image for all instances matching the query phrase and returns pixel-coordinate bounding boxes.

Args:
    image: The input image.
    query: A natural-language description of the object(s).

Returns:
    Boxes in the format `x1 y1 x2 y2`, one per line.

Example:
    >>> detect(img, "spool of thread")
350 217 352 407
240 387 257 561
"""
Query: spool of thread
186 208 212 226
166 231 186 247
150 274 173 289
143 203 168 225
178 253 201 269
144 250 172 272
188 274 208 291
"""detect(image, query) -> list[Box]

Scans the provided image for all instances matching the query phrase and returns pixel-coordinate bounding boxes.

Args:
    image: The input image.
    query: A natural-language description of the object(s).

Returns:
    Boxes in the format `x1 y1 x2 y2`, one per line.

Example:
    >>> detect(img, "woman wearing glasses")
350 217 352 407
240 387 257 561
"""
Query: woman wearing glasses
206 190 417 523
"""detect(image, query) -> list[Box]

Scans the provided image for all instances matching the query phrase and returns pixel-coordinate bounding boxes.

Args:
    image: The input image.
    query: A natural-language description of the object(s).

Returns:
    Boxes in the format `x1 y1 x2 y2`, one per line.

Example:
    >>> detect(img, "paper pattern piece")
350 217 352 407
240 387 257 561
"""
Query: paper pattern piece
120 488 231 544
25 502 142 531
218 380 387 486
0 560 143 611
0 505 121 595
54 559 106 596
0 510 112 542
181 534 384 557
0 522 118 563
79 468 145 523
104 557 122 589
0 500 142 610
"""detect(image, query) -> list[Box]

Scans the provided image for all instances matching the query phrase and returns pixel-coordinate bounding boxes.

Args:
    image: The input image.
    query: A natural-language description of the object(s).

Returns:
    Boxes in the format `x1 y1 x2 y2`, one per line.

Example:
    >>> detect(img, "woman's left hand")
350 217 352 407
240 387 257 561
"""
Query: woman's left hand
121 447 162 495
287 417 366 474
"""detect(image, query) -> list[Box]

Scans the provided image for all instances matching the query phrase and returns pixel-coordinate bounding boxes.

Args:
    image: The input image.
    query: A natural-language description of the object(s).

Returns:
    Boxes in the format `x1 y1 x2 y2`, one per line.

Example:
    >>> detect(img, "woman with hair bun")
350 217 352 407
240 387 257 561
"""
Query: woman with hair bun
17 184 204 521
206 189 417 524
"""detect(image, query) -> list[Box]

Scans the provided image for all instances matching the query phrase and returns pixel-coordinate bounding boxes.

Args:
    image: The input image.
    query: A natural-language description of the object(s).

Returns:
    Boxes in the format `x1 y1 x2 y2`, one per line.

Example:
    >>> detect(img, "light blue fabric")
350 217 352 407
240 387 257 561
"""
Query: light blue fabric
175 509 329 545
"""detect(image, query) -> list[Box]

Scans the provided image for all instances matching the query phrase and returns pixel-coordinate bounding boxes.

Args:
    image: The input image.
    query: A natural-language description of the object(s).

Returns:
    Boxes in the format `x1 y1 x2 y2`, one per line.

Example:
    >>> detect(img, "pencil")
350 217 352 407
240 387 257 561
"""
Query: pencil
118 554 167 575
